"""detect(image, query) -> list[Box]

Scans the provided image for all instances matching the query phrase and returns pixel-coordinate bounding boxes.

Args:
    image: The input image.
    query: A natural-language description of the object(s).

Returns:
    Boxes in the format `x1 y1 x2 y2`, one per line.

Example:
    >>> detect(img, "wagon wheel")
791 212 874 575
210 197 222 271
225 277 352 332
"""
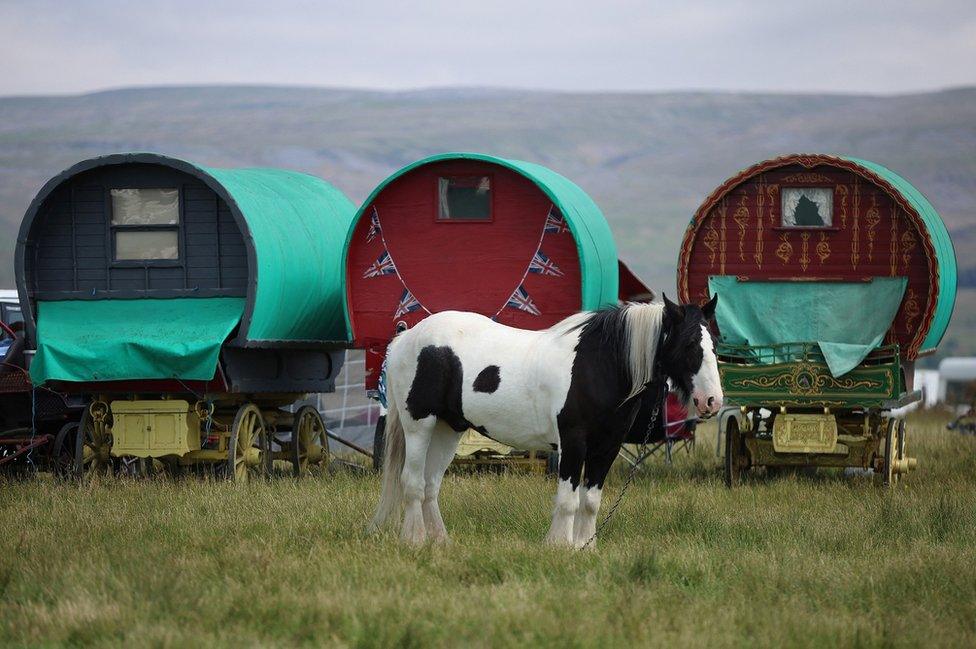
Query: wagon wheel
883 418 902 487
291 406 329 477
226 403 270 482
724 417 747 488
51 421 79 478
74 402 113 480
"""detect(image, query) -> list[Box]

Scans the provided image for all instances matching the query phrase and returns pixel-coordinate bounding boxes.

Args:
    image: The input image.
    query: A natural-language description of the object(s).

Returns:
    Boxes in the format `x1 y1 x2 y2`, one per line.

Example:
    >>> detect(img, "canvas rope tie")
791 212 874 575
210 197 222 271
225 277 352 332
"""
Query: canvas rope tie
581 381 664 550
364 203 567 320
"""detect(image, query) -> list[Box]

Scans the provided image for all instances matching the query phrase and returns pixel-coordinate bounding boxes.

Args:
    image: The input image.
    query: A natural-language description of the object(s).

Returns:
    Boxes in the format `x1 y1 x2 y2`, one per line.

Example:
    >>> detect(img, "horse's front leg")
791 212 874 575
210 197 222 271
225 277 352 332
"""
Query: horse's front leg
574 430 628 549
545 431 584 546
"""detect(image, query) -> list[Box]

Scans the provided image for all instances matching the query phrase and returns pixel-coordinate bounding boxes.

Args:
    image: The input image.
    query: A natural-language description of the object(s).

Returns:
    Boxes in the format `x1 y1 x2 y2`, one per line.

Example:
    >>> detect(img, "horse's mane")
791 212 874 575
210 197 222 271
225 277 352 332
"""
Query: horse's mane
552 302 664 401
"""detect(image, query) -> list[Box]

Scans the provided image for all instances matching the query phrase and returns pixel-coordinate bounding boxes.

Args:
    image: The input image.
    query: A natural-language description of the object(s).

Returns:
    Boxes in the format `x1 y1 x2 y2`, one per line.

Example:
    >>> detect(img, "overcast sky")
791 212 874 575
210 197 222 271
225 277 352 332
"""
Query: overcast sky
1 0 974 96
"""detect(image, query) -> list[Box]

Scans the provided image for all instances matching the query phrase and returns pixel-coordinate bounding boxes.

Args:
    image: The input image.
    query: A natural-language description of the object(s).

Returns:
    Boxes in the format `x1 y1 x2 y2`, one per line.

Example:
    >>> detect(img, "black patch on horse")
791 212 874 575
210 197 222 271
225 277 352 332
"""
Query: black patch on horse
405 345 470 432
473 365 501 393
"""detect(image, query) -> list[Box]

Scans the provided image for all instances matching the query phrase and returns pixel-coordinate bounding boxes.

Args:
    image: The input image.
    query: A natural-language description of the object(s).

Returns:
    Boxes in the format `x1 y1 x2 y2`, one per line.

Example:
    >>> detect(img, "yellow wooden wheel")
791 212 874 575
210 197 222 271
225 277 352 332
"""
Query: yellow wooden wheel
74 402 113 480
883 418 902 487
291 405 329 477
227 404 270 482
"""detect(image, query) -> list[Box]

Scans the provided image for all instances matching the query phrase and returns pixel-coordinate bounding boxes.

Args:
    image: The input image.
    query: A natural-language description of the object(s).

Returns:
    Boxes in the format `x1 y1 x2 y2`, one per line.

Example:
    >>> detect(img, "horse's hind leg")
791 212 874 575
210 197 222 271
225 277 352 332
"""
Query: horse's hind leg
400 415 435 545
422 421 462 543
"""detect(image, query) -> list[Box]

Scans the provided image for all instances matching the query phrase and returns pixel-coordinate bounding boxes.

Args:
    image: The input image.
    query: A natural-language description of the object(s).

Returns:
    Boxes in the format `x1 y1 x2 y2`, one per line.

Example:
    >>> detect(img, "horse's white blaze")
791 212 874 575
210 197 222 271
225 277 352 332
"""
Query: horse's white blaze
692 323 723 416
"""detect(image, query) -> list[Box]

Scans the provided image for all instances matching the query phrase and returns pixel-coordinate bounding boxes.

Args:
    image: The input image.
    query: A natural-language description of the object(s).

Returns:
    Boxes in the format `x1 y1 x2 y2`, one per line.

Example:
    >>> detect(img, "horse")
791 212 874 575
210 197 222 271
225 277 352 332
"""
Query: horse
369 294 722 547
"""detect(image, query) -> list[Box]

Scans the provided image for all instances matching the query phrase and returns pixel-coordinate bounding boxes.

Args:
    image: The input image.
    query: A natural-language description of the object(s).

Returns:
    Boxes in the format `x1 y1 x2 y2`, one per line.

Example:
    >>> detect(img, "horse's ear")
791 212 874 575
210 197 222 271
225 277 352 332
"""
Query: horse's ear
702 293 718 320
662 293 684 322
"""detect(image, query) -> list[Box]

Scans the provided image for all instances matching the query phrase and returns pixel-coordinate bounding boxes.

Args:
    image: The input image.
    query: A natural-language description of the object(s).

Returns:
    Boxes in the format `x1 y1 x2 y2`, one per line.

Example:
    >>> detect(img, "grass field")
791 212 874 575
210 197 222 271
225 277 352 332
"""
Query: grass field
1 413 974 647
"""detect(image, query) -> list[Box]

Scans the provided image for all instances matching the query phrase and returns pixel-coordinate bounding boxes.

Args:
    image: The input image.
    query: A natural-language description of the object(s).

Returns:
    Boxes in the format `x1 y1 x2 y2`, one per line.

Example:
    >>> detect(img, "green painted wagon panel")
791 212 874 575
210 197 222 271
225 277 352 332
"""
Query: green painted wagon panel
843 157 957 353
30 298 245 385
341 152 619 333
717 343 903 409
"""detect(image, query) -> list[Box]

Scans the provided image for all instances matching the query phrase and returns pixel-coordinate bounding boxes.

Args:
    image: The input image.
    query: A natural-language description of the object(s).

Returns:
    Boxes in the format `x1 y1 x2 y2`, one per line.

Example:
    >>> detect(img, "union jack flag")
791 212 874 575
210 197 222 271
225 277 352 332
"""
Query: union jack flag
366 208 381 243
506 285 541 316
393 289 422 319
544 207 570 234
528 250 564 277
363 251 397 278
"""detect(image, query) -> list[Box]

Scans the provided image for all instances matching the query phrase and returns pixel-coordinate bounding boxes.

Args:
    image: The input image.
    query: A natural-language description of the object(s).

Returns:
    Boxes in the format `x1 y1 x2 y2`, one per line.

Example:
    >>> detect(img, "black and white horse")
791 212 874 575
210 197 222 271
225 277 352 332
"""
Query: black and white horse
370 295 722 547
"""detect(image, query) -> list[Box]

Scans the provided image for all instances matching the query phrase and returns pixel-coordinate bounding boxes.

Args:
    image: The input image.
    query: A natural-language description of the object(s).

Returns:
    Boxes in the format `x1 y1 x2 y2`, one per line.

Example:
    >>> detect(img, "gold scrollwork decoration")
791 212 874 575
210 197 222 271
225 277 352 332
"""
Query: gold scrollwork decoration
903 288 921 333
799 232 811 272
703 219 719 268
781 172 832 183
719 198 727 274
755 180 765 269
889 209 899 276
865 194 881 262
851 179 860 269
734 195 749 262
731 363 884 395
901 228 917 270
775 232 793 265
835 184 848 229
816 232 830 264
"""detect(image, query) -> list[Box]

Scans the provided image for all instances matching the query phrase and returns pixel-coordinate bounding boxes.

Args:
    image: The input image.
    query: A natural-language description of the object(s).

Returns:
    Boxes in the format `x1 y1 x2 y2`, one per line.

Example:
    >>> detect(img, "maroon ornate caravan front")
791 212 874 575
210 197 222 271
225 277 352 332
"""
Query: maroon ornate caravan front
677 154 940 360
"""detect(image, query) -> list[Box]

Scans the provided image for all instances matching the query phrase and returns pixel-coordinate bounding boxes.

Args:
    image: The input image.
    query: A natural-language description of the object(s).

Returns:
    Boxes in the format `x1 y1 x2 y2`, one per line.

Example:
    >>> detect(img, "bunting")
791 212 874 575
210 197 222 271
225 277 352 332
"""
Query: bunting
363 203 569 320
393 289 422 319
528 250 564 277
506 286 541 315
363 251 397 278
545 208 570 234
366 208 381 243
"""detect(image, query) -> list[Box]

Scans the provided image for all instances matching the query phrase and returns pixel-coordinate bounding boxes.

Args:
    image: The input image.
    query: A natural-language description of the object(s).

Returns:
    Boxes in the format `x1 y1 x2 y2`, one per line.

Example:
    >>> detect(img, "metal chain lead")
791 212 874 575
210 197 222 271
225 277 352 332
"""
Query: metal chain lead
581 391 662 550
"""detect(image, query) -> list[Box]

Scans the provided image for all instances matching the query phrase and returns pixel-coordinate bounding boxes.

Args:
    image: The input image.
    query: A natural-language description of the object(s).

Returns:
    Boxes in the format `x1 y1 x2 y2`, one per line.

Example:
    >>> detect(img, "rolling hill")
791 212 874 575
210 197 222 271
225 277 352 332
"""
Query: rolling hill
1 85 973 359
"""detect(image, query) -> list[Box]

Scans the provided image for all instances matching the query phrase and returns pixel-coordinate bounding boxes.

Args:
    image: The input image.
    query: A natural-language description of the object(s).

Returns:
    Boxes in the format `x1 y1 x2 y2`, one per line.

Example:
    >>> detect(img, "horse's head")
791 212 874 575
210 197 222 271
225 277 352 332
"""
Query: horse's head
660 293 723 418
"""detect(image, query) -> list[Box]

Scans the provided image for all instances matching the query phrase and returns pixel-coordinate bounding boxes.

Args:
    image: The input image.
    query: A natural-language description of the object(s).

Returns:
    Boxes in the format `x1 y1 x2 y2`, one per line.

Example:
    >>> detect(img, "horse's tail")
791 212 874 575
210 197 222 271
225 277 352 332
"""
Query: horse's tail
369 361 406 532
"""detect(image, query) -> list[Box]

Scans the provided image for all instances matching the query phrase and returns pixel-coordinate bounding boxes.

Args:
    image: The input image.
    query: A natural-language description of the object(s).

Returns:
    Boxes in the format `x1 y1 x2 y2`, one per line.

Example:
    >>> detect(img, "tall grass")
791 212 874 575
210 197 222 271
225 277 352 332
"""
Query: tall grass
1 415 974 647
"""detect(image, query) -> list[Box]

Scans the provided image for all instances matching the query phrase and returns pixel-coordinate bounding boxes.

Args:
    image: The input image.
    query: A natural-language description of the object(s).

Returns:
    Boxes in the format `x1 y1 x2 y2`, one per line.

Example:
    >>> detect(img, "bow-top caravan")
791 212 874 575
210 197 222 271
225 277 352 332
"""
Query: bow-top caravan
678 154 957 486
342 152 630 394
16 153 355 479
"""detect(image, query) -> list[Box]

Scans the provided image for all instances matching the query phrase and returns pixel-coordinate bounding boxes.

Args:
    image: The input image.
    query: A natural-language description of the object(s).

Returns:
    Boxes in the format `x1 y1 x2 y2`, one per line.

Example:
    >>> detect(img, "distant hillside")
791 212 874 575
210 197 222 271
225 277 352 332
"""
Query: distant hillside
2 85 973 358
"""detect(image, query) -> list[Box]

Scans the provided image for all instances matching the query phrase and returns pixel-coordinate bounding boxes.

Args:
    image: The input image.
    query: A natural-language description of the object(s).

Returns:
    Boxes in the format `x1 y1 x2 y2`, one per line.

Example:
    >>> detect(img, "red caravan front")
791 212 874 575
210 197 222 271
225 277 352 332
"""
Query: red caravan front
346 159 583 390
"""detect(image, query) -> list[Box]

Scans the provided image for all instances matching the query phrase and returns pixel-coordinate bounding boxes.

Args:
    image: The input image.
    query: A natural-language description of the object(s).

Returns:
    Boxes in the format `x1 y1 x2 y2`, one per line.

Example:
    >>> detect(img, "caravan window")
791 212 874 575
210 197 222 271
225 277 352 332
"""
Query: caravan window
110 188 180 260
437 176 492 221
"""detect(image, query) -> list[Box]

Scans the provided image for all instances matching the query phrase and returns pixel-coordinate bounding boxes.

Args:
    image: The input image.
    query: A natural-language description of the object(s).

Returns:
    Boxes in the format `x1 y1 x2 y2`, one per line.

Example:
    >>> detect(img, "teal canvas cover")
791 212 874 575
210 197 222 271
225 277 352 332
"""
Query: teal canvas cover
201 166 356 343
30 298 245 384
709 276 907 377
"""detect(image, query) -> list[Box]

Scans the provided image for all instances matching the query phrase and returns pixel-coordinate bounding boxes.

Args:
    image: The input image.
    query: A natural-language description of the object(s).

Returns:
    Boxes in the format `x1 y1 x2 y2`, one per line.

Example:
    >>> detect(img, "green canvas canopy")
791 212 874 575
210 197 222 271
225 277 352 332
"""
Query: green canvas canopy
31 298 245 384
709 276 908 377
